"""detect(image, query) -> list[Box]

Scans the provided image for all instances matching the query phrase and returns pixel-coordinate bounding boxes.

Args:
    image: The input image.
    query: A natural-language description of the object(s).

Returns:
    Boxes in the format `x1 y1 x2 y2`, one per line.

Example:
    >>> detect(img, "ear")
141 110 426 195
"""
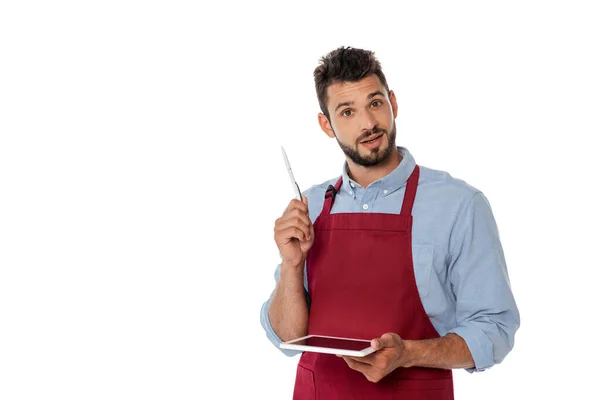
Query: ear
318 113 336 138
389 90 398 119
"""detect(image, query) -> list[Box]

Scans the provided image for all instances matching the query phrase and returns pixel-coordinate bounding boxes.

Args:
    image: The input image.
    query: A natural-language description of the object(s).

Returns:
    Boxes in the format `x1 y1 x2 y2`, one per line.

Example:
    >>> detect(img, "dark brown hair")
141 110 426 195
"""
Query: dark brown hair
313 46 390 119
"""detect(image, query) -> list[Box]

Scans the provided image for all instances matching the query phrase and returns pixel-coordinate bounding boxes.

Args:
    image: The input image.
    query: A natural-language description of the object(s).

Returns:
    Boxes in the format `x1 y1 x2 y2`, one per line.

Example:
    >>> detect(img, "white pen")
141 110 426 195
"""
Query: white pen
281 146 302 200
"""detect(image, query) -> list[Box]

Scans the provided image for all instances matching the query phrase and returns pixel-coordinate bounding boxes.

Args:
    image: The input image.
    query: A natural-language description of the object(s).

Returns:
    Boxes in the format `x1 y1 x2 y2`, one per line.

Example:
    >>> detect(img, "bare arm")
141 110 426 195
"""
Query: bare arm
342 333 474 383
267 261 309 341
402 333 474 369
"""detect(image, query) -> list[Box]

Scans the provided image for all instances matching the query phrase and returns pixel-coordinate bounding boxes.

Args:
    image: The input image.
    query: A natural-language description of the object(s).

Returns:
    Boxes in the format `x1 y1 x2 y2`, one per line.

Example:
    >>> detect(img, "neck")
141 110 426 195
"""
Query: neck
347 148 403 188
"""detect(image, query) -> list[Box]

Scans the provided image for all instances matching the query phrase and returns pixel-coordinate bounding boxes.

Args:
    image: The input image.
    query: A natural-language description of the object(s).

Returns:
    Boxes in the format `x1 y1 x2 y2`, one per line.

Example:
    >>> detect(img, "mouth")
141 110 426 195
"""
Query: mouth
359 134 384 149
360 134 384 144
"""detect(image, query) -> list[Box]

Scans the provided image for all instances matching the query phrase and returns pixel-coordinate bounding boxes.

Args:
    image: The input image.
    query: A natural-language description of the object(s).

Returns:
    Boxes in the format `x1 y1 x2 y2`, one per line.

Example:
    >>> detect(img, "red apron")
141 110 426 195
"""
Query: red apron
293 165 454 399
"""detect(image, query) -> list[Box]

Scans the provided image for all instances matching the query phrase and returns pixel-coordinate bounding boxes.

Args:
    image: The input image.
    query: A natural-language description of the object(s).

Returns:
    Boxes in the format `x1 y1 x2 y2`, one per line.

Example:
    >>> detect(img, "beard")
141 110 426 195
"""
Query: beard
333 121 397 167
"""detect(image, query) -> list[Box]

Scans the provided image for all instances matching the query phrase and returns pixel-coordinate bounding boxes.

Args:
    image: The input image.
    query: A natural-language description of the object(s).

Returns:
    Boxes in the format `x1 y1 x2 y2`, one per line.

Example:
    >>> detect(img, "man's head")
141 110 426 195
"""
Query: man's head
314 47 398 167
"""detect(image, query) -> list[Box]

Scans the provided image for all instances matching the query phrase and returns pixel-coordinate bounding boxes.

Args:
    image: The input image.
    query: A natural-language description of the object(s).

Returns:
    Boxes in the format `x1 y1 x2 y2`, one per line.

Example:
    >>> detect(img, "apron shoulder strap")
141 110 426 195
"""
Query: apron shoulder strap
320 166 419 217
321 176 343 215
400 165 420 216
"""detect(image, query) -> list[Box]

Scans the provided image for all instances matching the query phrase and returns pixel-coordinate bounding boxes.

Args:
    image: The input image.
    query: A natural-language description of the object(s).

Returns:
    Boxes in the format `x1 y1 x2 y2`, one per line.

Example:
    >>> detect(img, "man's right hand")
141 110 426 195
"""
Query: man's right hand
274 196 314 267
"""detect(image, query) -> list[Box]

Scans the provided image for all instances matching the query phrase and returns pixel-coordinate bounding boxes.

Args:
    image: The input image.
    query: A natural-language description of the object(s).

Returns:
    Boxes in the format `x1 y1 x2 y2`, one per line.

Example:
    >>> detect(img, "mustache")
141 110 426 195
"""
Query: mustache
357 127 387 143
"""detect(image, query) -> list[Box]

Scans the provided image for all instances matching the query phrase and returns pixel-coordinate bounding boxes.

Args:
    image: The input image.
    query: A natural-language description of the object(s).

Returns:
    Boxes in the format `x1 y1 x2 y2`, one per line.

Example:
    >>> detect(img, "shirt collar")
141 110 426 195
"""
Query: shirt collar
341 147 416 196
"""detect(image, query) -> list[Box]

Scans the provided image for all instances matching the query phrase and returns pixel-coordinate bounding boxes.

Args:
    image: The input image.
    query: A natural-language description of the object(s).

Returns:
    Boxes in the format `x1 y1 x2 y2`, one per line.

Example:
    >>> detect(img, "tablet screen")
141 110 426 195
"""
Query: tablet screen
292 336 371 351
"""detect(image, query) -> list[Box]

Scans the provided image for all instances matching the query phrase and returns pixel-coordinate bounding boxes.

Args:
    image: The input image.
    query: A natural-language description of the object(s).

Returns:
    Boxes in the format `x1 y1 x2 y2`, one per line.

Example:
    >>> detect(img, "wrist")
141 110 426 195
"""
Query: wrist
280 260 305 283
400 340 421 368
281 259 305 271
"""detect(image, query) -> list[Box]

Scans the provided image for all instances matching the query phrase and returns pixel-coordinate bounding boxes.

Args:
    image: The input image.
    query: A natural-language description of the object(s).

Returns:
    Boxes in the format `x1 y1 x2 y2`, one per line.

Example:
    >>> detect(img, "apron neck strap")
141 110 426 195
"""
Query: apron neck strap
320 165 420 216
322 177 344 215
400 165 420 216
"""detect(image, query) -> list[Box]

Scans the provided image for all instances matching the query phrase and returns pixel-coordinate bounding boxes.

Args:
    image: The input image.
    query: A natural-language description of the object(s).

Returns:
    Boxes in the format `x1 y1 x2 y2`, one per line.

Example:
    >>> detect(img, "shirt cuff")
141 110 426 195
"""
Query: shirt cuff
447 325 494 373
260 299 303 357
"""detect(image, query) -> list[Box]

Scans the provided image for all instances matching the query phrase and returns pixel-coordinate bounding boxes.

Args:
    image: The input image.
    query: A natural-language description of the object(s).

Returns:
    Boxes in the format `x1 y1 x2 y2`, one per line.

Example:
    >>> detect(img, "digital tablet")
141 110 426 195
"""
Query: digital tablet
280 334 375 357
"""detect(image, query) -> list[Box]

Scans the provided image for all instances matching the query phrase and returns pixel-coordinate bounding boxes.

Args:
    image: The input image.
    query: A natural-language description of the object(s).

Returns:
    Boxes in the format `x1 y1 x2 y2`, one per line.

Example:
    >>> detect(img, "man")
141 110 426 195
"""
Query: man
260 46 519 399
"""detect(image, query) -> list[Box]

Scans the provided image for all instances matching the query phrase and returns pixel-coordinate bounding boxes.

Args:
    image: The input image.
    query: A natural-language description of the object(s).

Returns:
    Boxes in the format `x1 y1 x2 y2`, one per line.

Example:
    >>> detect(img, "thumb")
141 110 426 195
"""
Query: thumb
371 333 399 350
302 195 308 206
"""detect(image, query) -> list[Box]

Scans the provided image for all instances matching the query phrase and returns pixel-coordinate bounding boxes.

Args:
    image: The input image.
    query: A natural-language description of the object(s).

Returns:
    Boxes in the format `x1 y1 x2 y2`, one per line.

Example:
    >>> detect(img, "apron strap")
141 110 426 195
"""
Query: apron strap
321 165 420 217
321 177 343 215
400 165 420 216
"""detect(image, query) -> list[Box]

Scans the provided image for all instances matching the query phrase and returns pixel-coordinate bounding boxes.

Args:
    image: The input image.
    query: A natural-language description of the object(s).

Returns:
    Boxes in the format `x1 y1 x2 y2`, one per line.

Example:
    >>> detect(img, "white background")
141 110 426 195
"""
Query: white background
1 1 599 398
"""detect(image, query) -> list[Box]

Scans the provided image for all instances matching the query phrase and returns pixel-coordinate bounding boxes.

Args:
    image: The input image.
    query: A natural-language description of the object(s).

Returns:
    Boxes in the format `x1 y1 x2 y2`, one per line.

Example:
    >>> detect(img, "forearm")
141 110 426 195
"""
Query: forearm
267 261 309 342
402 333 474 370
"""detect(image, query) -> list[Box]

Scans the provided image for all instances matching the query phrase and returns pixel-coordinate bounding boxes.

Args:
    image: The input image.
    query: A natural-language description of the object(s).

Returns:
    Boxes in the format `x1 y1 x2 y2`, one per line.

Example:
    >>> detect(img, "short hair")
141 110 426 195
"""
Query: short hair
313 46 390 119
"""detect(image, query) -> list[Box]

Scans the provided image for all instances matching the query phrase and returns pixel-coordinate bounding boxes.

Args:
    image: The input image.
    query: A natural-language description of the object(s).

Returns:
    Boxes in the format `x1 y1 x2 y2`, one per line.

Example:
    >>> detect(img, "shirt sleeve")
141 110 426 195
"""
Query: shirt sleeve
259 262 309 357
446 192 520 372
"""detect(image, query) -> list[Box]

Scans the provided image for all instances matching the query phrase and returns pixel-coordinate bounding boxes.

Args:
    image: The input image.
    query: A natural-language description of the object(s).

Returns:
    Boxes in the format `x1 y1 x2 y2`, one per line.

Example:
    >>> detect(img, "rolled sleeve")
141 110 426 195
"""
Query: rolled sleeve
260 297 302 357
448 325 495 372
448 192 520 372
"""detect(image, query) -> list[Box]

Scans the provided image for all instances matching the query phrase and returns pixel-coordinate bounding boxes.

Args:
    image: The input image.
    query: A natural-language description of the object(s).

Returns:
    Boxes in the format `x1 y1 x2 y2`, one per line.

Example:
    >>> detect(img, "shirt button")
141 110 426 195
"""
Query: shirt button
363 204 368 210
383 189 389 194
350 182 355 188
348 191 353 196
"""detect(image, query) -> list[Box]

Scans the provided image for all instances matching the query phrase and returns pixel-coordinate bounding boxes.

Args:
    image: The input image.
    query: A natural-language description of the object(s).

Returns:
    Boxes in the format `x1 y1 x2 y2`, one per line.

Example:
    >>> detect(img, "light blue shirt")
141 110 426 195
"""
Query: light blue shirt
260 147 520 372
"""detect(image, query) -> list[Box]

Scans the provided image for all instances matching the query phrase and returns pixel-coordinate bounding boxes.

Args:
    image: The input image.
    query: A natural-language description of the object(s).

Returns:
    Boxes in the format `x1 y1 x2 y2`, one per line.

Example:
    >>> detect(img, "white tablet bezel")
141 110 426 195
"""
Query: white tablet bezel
279 334 376 357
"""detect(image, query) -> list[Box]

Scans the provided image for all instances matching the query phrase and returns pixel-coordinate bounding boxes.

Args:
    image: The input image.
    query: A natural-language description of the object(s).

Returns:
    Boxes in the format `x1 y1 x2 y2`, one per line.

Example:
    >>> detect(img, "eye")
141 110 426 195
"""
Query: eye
371 100 383 108
341 109 354 117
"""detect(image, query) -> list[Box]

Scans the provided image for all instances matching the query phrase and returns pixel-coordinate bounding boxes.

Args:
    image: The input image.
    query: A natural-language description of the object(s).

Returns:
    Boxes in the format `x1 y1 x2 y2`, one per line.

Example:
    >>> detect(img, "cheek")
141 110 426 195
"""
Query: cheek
336 130 357 145
331 120 356 141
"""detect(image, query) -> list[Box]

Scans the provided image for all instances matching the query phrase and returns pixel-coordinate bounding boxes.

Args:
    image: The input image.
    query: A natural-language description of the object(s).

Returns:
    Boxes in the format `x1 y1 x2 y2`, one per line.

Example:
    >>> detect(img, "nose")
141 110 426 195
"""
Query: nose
360 109 378 133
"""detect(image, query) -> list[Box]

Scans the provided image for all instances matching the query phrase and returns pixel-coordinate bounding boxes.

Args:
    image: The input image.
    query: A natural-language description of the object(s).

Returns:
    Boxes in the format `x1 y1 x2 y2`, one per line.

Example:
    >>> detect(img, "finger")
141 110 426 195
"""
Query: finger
275 217 311 239
343 354 376 367
275 225 310 243
342 356 371 374
302 195 309 208
284 199 309 215
277 214 312 242
280 209 312 229
275 219 310 243
348 352 380 366
371 333 400 350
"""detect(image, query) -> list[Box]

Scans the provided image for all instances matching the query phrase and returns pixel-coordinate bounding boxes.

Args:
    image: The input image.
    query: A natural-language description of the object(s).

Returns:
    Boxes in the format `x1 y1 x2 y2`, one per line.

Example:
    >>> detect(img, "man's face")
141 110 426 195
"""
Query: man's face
319 75 398 167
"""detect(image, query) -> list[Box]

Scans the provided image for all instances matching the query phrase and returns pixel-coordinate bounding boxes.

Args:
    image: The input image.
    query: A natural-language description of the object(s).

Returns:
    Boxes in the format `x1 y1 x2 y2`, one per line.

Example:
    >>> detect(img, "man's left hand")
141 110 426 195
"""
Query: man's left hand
339 333 409 383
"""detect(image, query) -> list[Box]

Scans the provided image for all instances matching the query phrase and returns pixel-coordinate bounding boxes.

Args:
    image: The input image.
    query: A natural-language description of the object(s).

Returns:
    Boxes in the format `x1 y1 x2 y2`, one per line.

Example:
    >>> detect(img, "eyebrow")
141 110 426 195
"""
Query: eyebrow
334 91 386 112
367 91 386 99
334 101 353 112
